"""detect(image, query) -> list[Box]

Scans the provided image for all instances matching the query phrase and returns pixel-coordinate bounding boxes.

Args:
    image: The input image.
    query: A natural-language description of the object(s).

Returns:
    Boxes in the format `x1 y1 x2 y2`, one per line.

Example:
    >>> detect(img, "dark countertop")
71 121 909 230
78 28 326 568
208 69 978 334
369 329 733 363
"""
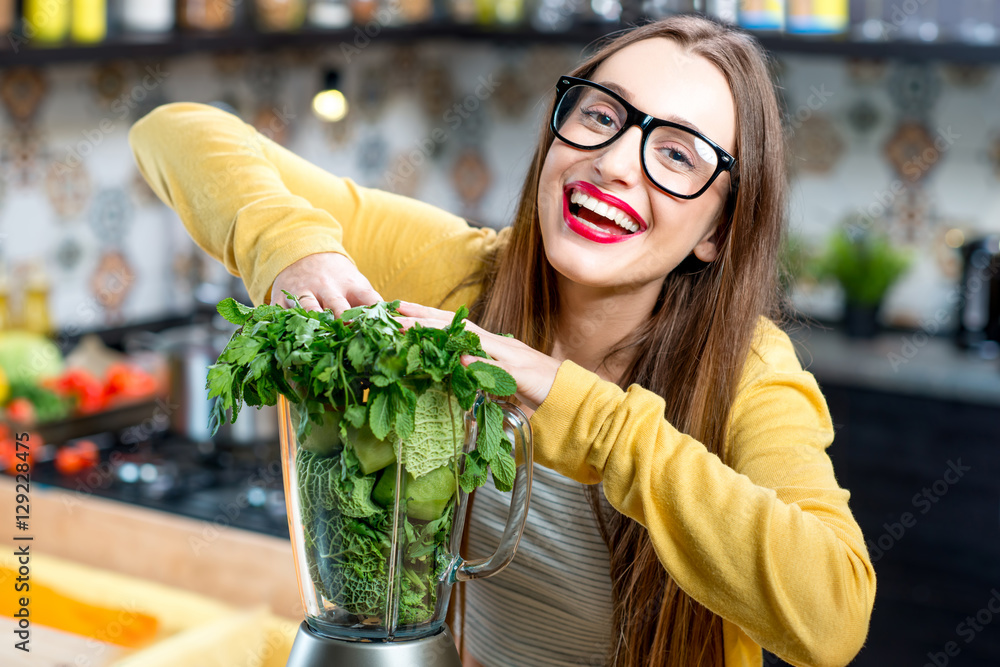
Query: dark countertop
789 326 1000 407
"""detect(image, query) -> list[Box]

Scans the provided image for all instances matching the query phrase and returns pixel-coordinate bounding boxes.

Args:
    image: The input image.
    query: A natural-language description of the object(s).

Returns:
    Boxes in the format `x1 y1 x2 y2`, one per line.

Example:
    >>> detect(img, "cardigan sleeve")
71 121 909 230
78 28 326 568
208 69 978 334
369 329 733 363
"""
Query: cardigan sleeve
527 321 875 667
128 102 504 307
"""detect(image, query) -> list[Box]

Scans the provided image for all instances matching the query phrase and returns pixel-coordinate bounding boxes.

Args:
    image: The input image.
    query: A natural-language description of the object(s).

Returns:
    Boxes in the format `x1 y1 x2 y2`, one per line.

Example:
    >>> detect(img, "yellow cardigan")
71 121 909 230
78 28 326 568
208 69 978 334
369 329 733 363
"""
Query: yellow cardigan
129 103 875 667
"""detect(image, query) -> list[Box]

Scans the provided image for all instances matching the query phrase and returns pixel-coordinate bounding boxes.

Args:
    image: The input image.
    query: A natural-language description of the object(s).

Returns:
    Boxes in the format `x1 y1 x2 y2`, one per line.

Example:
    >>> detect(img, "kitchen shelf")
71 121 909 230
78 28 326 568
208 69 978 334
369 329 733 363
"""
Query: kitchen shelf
1 23 1000 67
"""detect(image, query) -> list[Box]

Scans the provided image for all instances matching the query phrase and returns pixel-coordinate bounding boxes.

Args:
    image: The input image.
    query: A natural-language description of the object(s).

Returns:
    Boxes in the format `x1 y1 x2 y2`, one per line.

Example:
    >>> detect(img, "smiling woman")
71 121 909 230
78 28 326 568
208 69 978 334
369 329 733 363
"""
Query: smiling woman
128 14 874 667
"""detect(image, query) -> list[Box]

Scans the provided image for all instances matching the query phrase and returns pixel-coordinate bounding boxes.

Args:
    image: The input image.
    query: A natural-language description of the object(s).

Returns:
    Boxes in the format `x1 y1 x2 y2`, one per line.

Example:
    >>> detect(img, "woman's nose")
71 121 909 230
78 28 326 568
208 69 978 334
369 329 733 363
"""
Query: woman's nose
591 126 643 188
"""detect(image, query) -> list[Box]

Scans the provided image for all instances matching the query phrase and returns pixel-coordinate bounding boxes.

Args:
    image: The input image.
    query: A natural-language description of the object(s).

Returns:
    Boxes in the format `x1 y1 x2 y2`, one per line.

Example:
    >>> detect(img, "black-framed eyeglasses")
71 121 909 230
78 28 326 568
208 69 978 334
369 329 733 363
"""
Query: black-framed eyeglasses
551 76 738 200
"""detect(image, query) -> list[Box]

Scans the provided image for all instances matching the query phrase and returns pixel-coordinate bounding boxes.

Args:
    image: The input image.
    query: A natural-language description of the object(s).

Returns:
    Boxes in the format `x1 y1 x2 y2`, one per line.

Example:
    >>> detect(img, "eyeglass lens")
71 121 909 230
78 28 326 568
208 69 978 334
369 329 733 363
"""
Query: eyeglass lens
553 84 719 197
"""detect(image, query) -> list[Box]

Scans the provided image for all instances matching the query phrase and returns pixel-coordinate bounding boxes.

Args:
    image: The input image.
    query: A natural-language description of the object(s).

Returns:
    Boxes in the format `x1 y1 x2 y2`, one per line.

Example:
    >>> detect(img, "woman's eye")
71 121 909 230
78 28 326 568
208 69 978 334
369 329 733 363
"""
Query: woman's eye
582 108 618 129
660 145 694 168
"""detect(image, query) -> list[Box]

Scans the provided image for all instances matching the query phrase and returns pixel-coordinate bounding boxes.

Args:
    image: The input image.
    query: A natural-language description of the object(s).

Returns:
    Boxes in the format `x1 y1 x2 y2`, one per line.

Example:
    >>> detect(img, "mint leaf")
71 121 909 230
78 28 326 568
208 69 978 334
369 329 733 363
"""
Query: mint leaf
489 445 516 492
393 385 417 441
369 390 392 440
448 305 469 333
459 451 487 494
467 361 516 397
217 297 253 325
449 366 476 410
405 344 421 374
476 400 505 462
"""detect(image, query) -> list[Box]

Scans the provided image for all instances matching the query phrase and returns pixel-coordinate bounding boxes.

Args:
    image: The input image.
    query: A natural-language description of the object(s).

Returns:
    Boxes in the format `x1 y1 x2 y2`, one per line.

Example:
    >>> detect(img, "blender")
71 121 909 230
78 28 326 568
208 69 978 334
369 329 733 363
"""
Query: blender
279 393 532 666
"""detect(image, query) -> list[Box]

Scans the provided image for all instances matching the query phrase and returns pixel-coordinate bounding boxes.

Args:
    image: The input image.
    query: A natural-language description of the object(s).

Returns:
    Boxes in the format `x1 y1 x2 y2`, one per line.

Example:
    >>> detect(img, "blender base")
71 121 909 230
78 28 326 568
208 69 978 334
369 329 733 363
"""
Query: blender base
286 621 463 667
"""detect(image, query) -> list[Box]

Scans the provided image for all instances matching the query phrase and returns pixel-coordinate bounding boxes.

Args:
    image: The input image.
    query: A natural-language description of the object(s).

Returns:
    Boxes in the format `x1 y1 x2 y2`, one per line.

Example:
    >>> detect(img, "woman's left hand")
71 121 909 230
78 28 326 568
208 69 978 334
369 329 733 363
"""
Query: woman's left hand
396 301 561 412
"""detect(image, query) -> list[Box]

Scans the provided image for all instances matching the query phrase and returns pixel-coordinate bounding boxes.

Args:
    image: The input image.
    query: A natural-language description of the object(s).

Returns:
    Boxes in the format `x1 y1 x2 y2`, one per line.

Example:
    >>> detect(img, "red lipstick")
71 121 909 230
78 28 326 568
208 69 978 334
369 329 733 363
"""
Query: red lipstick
561 181 648 245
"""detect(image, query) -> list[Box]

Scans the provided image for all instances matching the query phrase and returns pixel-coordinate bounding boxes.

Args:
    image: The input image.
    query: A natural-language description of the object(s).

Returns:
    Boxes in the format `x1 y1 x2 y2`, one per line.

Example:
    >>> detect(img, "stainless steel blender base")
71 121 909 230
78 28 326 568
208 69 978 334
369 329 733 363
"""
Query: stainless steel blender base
286 622 463 667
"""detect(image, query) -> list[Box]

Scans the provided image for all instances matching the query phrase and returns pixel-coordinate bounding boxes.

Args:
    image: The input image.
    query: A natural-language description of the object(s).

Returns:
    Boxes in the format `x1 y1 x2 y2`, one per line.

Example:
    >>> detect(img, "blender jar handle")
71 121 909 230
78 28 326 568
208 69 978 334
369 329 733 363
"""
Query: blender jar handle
449 400 532 583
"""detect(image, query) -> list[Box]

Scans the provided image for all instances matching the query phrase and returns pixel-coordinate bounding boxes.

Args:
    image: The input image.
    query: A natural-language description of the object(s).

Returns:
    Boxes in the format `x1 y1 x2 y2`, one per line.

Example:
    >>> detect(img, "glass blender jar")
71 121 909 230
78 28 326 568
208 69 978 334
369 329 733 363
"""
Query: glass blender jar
280 390 532 666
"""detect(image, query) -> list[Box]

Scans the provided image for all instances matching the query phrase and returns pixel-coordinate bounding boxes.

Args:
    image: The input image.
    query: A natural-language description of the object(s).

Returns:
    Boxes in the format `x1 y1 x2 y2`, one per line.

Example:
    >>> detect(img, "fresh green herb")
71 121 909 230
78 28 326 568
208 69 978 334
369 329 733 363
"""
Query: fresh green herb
8 381 72 423
207 295 518 626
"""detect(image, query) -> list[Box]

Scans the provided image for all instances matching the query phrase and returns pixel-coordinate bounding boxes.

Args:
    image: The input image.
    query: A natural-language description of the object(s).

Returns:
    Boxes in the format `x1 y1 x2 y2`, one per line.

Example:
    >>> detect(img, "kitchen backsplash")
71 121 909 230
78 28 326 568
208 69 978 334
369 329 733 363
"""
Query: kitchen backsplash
3 40 999 331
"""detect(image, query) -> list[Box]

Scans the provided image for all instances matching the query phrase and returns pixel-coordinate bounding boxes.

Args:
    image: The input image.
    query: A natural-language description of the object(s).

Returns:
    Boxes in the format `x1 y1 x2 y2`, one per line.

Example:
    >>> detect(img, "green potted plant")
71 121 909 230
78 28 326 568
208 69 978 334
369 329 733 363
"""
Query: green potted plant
814 226 912 338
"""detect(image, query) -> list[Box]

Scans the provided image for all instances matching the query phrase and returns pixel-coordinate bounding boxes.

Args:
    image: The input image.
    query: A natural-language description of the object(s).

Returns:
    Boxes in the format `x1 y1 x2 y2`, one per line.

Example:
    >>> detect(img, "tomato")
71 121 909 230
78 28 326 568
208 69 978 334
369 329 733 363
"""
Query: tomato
55 439 99 476
104 363 158 404
45 368 106 415
0 428 40 475
5 398 35 425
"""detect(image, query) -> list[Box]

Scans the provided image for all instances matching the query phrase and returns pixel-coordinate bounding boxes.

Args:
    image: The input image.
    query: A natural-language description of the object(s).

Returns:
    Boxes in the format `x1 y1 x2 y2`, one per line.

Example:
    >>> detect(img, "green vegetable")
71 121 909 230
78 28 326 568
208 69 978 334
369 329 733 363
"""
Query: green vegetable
373 462 458 521
0 331 64 385
294 405 343 456
8 381 72 423
349 422 397 475
207 296 518 627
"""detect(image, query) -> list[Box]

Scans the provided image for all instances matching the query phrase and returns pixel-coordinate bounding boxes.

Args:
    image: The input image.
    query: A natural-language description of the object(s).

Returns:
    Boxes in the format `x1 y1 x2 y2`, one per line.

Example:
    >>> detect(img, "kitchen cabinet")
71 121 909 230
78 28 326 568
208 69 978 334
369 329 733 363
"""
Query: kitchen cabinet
764 330 1000 666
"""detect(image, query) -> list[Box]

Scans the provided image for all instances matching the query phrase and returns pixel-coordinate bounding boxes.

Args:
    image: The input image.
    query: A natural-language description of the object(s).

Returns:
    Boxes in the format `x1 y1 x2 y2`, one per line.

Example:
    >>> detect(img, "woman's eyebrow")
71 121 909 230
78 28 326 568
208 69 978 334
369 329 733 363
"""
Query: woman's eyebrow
596 80 706 136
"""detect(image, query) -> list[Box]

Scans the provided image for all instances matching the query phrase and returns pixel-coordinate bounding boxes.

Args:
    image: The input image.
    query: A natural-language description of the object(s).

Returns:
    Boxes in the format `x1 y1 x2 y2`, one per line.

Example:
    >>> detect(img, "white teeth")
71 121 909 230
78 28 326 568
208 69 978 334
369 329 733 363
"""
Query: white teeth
568 189 640 234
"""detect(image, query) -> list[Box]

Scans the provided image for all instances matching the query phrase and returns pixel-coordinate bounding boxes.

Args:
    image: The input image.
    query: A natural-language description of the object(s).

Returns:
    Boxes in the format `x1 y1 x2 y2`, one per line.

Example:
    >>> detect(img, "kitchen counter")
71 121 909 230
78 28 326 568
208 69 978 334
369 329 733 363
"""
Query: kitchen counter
0 476 300 619
789 325 1000 406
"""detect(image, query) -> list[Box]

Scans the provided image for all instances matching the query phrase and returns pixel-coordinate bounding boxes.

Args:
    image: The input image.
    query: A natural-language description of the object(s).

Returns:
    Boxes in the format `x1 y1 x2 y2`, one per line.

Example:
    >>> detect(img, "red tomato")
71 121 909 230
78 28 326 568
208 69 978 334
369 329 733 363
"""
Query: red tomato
5 398 35 425
55 439 98 476
46 369 106 415
0 429 39 475
104 363 158 404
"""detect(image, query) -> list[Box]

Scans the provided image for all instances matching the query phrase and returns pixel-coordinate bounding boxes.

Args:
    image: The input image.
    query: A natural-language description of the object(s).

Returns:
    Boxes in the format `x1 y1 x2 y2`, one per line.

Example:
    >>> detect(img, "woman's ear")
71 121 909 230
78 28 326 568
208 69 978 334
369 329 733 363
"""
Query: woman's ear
692 220 722 263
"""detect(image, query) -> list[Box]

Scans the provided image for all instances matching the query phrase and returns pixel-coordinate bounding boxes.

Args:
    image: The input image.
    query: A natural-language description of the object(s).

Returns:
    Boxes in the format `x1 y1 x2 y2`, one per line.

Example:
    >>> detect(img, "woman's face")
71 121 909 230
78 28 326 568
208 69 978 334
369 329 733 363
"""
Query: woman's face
537 38 736 292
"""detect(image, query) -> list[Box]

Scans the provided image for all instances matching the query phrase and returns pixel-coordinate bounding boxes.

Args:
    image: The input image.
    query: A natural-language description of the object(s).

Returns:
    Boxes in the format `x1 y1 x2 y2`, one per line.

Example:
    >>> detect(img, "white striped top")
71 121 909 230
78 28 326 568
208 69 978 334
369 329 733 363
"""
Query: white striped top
460 463 615 666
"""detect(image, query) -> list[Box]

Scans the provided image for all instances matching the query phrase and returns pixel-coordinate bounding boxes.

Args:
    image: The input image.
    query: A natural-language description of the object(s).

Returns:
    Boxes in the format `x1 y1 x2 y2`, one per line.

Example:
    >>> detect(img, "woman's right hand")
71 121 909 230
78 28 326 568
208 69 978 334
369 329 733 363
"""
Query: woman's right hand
270 252 383 316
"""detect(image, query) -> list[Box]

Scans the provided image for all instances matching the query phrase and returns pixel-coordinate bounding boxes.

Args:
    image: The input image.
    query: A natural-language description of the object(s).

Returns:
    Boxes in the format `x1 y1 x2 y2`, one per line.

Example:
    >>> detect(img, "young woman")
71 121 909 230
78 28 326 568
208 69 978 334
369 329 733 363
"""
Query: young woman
130 15 874 667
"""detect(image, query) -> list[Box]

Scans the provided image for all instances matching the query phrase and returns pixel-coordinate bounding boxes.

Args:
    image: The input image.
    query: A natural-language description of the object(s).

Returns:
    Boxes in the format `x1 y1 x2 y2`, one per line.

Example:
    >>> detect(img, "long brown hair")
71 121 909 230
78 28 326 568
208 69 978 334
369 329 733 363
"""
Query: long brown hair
456 15 787 666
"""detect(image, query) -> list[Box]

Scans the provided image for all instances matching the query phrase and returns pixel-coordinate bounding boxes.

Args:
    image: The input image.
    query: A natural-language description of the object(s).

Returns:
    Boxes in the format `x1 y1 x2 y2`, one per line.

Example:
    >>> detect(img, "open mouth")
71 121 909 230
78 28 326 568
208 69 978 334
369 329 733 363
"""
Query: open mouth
563 182 647 243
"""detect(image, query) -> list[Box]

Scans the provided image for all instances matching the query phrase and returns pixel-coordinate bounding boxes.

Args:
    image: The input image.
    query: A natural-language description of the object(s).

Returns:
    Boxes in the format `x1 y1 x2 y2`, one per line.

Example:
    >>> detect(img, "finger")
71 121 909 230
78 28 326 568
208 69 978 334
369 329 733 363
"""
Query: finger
323 295 352 318
291 293 323 312
461 353 500 368
398 301 455 320
272 289 310 309
396 316 451 332
352 286 384 306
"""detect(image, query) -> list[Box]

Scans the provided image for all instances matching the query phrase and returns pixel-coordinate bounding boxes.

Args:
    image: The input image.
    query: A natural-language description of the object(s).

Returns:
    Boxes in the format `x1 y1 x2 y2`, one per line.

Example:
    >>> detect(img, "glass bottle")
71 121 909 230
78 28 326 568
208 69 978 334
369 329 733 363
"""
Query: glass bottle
179 0 237 31
786 0 848 35
71 0 107 43
24 0 71 44
0 0 15 36
121 0 175 33
254 0 307 31
705 0 739 22
308 0 353 27
0 270 11 331
739 0 785 31
350 0 380 24
22 264 52 337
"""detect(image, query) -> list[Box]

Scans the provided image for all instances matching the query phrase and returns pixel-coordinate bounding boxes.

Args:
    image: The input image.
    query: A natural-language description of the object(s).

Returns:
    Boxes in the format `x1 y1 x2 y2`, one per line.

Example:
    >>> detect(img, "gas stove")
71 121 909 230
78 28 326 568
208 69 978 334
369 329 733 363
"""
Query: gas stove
31 432 290 538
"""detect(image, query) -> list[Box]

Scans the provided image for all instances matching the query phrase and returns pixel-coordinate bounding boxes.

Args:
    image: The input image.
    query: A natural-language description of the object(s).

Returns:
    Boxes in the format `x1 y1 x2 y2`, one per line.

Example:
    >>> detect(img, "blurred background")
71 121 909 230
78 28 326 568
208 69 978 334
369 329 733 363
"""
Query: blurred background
0 1 998 665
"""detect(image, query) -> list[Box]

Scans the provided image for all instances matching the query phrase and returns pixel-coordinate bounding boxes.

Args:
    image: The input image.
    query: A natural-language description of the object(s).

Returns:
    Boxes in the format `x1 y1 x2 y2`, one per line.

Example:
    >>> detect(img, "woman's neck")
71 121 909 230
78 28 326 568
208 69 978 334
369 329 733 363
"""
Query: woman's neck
550 277 661 383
